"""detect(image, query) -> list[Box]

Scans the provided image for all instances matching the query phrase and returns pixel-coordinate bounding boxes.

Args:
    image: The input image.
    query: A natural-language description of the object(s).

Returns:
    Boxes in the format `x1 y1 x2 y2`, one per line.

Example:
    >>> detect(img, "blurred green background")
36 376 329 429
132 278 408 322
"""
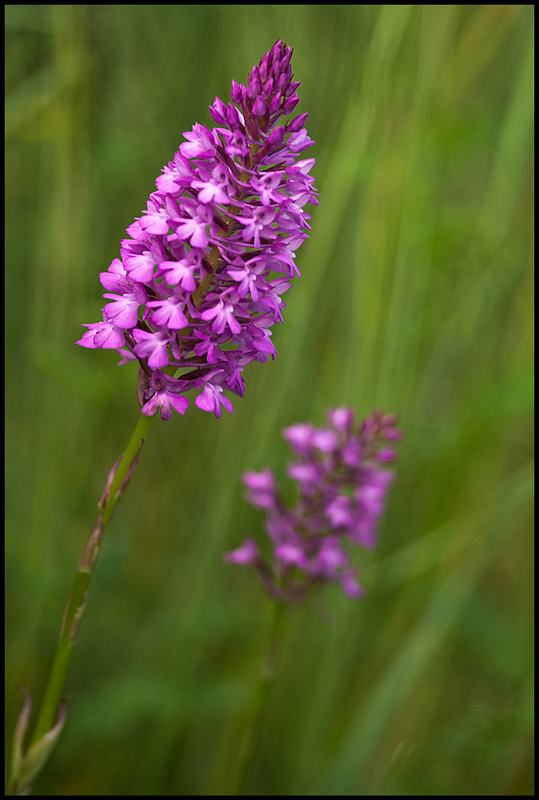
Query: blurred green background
5 4 533 795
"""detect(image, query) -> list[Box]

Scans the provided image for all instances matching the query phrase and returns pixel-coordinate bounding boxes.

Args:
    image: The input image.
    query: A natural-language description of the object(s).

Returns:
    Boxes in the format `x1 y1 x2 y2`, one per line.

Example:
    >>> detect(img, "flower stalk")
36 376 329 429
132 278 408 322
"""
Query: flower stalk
8 411 154 795
233 600 288 795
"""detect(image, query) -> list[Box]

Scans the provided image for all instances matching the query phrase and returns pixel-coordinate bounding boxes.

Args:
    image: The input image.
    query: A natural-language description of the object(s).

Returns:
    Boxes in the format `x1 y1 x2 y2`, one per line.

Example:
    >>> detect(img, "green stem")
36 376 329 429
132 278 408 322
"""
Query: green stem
29 411 155 746
234 600 288 795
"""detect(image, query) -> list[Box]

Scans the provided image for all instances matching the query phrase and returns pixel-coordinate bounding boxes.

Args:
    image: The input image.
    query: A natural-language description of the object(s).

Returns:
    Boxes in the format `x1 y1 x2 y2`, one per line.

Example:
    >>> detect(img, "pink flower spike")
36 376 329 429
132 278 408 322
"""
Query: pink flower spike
78 40 316 420
226 407 401 602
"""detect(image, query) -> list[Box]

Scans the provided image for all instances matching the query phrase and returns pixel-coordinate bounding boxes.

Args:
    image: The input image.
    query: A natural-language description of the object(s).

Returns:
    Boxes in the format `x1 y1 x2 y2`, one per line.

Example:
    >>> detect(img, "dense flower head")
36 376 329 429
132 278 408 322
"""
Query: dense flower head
77 41 317 420
225 408 402 601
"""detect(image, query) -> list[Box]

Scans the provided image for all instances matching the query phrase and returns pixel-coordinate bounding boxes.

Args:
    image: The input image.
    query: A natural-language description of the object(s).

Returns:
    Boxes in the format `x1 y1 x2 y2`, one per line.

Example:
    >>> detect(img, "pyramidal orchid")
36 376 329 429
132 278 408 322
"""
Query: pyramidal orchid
78 39 318 419
227 407 401 794
226 408 402 601
9 42 316 796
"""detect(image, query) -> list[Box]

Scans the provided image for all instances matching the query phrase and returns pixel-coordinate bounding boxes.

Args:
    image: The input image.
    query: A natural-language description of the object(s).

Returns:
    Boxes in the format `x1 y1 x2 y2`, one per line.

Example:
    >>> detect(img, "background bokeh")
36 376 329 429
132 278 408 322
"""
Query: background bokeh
5 5 533 795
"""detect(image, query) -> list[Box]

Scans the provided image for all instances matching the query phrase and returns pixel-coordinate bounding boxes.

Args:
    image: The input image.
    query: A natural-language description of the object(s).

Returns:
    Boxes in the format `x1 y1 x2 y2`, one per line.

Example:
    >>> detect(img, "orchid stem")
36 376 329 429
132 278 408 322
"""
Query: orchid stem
29 410 154 747
234 600 287 795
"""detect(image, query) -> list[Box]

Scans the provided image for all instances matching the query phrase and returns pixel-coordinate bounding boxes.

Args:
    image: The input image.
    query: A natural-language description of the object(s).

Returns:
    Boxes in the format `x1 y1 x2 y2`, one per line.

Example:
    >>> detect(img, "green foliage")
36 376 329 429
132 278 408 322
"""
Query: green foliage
6 5 533 795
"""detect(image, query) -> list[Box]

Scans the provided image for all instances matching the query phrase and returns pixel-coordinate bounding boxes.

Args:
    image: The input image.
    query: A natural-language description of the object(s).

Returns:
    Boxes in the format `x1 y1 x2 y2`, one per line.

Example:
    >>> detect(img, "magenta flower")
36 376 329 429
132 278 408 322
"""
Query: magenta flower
77 40 317 419
140 370 190 421
225 408 402 601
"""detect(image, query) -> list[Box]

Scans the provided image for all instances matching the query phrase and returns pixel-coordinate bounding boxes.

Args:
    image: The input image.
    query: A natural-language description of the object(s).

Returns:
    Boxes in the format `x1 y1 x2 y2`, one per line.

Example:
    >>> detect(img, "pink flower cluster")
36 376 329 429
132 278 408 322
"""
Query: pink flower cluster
226 408 401 601
77 40 317 420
